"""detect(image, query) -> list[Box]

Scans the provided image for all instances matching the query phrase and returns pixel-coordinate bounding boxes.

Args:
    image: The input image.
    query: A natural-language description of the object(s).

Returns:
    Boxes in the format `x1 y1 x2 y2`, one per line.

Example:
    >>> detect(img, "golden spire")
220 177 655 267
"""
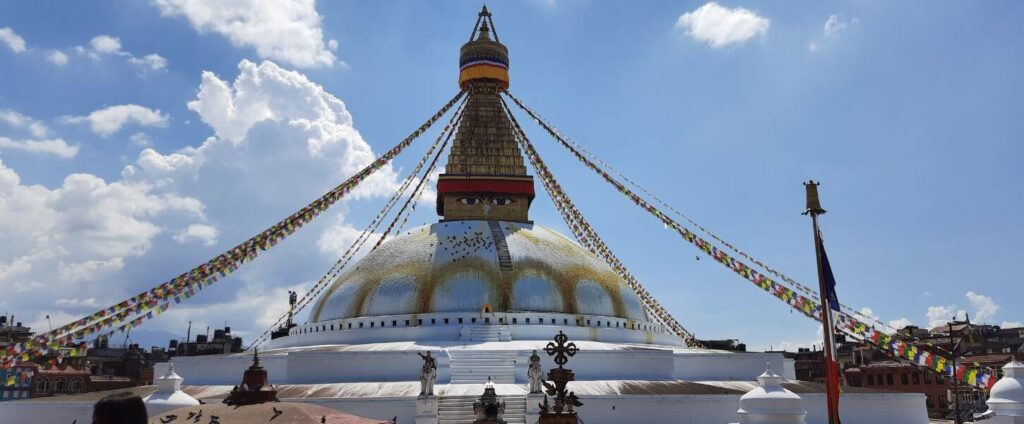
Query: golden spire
437 7 534 223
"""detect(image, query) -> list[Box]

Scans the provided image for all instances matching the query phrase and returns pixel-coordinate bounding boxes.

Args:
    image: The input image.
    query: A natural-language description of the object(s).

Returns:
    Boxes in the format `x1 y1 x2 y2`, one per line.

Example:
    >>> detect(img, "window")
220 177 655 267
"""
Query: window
359 322 364 328
418 319 423 325
913 373 920 385
458 318 464 324
499 318 504 324
526 318 530 324
348 323 352 329
393 321 397 327
901 373 908 385
380 321 385 327
431 319 436 325
867 375 874 385
406 320 410 326
444 318 449 324
512 318 517 324
924 373 931 385
563 319 568 325
886 374 894 385
472 318 477 323
485 317 490 323
330 324 334 331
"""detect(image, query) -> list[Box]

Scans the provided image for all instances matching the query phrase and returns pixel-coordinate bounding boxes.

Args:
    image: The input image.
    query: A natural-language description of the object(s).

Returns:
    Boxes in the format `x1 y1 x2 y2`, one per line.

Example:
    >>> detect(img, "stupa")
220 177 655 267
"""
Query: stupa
0 7 932 424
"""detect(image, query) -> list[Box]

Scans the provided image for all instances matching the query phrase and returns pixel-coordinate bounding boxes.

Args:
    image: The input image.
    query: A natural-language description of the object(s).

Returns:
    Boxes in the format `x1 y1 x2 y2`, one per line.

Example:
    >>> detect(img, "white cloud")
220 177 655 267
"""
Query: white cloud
823 14 848 37
129 132 153 147
0 109 50 138
888 318 914 330
64 104 169 136
2 59 415 347
0 27 27 53
327 39 338 51
966 291 999 322
47 50 69 66
85 35 168 71
173 224 219 246
91 35 122 54
858 307 881 323
809 14 856 53
1001 321 1023 329
0 158 207 323
56 297 100 308
927 305 966 329
58 258 125 284
0 137 80 158
129 53 168 71
676 2 769 48
152 0 337 68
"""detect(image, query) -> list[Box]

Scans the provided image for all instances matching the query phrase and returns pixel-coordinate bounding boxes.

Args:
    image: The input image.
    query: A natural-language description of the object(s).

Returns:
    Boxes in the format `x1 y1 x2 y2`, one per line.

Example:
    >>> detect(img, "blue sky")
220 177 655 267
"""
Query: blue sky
0 1 1021 351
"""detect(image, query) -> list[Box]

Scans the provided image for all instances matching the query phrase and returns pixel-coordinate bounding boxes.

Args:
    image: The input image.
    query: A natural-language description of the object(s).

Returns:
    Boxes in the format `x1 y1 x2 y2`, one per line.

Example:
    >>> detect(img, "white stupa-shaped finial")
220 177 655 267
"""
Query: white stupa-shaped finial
734 363 807 424
986 359 1024 420
145 362 199 415
157 362 184 393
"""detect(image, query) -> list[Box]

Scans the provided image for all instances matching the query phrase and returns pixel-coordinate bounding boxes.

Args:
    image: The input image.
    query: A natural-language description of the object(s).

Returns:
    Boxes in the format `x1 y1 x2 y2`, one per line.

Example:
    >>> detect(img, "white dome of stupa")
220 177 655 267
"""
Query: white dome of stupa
309 220 649 322
736 364 807 424
987 360 1024 417
144 363 200 416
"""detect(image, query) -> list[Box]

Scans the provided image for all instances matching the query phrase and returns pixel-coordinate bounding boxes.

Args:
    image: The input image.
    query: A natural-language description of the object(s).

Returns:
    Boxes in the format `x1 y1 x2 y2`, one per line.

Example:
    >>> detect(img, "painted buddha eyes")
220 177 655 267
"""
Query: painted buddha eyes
457 196 515 206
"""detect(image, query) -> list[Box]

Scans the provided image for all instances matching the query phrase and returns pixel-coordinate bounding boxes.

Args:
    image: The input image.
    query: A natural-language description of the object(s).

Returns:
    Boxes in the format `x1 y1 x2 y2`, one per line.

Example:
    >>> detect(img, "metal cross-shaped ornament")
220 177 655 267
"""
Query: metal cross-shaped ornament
544 331 578 368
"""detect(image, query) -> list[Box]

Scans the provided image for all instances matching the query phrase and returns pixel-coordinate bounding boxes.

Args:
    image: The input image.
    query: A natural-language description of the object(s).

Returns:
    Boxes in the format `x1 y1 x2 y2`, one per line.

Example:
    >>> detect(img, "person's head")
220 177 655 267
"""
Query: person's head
93 392 148 424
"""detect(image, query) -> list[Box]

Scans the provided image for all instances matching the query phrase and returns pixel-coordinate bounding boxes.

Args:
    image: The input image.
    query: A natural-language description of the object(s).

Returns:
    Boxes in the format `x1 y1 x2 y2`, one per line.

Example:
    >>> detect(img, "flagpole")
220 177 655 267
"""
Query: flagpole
804 180 842 424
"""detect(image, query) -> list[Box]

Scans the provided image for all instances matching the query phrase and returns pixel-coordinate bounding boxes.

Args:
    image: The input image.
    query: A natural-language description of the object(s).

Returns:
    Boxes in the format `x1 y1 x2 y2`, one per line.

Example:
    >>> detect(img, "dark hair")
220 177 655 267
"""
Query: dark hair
93 392 148 424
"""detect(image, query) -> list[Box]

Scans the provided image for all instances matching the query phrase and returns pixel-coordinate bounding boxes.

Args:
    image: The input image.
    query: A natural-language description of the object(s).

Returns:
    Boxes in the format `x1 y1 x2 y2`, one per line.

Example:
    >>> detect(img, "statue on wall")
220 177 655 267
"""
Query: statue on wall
528 350 544 394
418 351 438 396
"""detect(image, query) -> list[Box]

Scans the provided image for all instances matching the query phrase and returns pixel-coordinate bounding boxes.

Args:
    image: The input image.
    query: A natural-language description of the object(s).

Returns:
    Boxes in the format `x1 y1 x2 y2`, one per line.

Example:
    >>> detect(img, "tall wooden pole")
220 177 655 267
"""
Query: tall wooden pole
804 180 842 424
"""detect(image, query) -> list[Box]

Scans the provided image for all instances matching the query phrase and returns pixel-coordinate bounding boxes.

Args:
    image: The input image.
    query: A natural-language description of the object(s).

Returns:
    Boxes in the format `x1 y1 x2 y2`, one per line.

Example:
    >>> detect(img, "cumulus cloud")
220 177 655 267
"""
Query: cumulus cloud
676 2 769 48
0 137 79 158
64 104 169 136
888 318 914 330
927 305 966 329
966 291 999 322
1 109 50 138
2 59 423 347
1002 321 1023 329
0 27 27 53
173 223 219 246
152 0 337 68
0 158 207 322
58 258 126 284
47 50 69 66
0 110 79 158
83 35 168 71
